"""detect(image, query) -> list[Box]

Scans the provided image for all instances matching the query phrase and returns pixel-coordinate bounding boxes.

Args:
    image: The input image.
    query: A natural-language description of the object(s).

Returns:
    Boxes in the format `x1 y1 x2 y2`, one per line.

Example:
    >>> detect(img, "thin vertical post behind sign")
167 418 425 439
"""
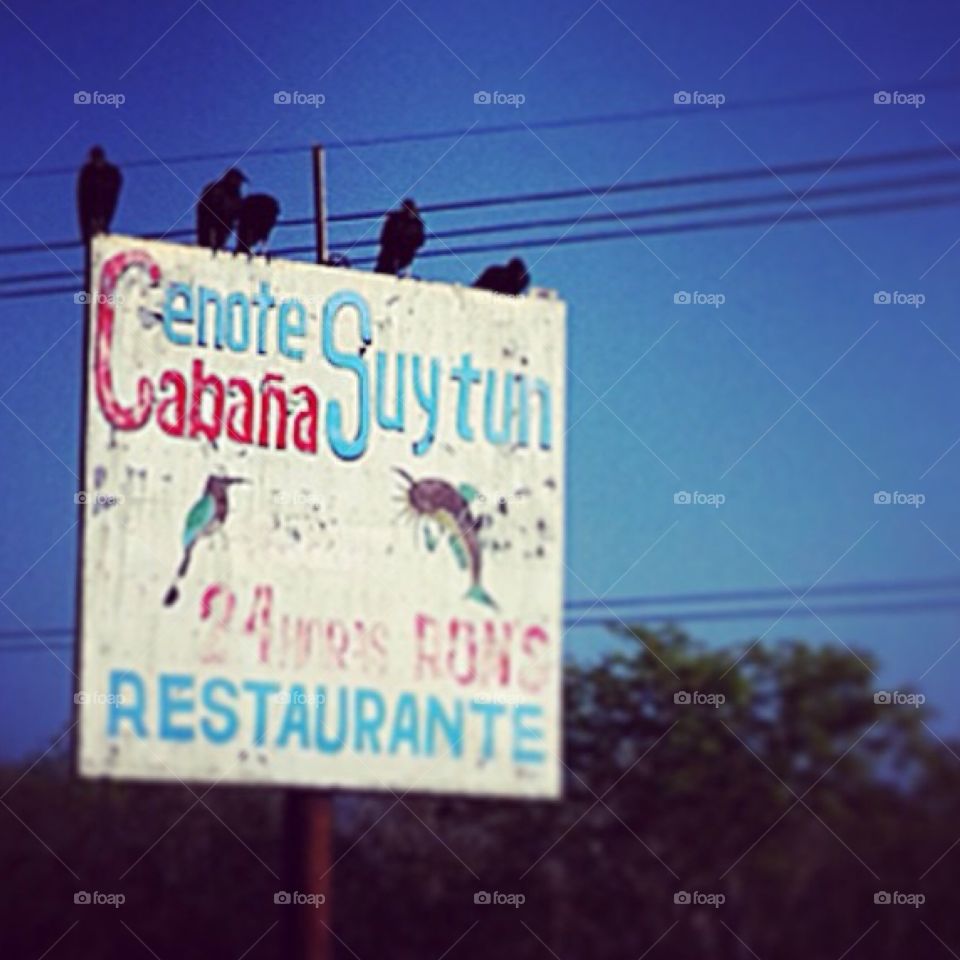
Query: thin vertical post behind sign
282 145 334 960
312 145 327 264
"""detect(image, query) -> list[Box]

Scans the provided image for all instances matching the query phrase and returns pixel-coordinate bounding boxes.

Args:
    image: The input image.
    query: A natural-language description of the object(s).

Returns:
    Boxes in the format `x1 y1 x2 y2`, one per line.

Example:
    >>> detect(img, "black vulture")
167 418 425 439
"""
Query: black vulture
76 146 122 243
375 198 425 276
235 193 280 257
473 257 530 296
196 168 247 252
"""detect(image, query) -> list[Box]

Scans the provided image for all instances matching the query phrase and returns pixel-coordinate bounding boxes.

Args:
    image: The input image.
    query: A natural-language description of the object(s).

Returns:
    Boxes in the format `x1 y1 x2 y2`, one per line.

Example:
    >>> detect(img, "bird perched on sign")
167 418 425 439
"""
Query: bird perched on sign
163 475 249 606
375 198 425 276
473 257 531 296
196 168 247 252
76 146 123 243
235 193 280 258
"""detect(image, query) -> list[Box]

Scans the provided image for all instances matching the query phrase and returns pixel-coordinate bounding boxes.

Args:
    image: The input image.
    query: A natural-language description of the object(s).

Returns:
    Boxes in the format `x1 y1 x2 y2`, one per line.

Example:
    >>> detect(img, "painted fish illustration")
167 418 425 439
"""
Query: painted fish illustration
163 475 248 607
394 468 496 609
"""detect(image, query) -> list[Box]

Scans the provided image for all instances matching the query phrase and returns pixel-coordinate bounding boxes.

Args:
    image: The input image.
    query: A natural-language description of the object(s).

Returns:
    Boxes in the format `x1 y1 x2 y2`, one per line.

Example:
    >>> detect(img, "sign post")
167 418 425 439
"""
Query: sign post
284 788 333 958
284 145 334 960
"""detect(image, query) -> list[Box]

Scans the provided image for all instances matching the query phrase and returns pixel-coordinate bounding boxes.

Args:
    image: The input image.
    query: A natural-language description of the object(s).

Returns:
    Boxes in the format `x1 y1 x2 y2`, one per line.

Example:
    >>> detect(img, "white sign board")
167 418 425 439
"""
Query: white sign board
77 235 566 798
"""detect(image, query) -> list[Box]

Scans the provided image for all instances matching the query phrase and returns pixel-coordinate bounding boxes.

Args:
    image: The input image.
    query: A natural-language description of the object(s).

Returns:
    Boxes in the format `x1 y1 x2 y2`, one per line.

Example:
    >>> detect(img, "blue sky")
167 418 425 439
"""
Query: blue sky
2 0 960 757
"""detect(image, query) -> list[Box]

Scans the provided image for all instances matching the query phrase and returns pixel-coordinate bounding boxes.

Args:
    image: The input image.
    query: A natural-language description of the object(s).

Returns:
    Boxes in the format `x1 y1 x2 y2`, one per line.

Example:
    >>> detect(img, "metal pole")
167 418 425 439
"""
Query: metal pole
282 149 334 959
284 789 334 959
312 145 327 264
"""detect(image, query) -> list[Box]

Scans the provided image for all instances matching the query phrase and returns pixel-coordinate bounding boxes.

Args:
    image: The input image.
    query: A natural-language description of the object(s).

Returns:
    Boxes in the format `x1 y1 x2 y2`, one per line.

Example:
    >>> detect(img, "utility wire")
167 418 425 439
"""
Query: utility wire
4 177 960 300
5 577 960 650
3 186 959 301
14 165 960 290
5 76 960 184
565 575 960 610
4 136 960 260
6 597 960 653
567 596 960 628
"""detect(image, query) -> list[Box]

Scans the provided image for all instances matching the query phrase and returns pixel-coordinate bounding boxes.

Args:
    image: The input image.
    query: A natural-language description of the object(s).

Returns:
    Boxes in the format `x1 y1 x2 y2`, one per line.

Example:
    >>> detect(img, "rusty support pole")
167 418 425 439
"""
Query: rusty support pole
282 147 335 959
284 790 334 959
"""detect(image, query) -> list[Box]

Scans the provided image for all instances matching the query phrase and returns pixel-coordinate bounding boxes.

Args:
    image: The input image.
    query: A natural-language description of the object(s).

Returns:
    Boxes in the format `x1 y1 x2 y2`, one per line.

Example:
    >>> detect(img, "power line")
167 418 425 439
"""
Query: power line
337 167 960 249
4 180 960 302
564 575 960 610
567 596 960 628
5 577 960 651
4 135 960 261
5 76 960 185
16 165 960 291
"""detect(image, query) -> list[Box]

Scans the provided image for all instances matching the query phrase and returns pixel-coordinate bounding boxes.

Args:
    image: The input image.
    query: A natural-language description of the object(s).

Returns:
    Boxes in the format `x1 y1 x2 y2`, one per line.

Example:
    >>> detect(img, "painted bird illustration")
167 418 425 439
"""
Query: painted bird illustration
196 168 247 252
375 199 425 276
235 193 280 258
163 475 248 606
473 257 530 296
393 468 496 608
76 146 123 243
